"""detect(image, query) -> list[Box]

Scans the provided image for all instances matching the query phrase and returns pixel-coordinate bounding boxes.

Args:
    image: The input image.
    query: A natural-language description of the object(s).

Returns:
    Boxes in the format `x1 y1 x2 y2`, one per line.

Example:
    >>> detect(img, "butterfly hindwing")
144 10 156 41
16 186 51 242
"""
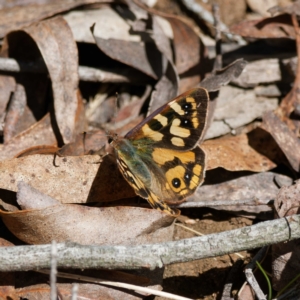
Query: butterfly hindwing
150 146 205 203
116 155 176 214
125 88 209 150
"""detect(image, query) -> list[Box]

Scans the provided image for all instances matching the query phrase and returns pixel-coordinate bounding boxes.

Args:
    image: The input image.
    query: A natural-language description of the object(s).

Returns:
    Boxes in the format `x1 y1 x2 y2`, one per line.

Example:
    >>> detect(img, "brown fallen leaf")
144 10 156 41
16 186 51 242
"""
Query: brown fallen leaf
1 203 175 245
16 145 59 158
133 0 208 75
0 154 98 204
88 154 136 203
275 14 300 133
188 171 292 214
0 76 16 130
133 0 209 93
17 181 60 210
57 130 107 157
92 24 161 80
11 16 83 143
230 14 295 39
202 131 277 172
0 114 57 162
147 16 179 113
0 0 113 39
263 111 300 172
0 15 84 144
3 84 36 142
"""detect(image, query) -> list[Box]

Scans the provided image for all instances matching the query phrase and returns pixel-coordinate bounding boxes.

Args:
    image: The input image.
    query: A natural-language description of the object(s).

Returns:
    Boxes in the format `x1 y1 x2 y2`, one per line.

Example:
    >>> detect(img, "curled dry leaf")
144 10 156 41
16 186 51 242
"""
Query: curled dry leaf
1 203 175 246
272 180 300 291
24 16 82 143
3 84 37 142
3 16 83 144
0 0 113 39
0 114 57 162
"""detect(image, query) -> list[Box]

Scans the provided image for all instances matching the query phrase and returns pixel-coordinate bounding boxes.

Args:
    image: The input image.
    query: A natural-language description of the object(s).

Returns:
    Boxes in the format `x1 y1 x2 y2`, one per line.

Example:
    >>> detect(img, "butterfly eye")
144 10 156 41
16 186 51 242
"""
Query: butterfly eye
172 178 181 188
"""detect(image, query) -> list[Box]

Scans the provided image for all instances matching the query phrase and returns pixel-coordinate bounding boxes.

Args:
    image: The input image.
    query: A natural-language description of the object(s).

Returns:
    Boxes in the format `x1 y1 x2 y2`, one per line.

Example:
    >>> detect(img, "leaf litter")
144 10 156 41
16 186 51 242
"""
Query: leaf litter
0 0 300 299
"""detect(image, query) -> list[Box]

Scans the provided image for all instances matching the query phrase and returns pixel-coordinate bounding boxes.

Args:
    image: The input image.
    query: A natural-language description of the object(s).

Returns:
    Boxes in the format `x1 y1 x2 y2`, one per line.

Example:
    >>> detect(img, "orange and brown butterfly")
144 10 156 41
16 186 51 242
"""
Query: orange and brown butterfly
110 87 209 215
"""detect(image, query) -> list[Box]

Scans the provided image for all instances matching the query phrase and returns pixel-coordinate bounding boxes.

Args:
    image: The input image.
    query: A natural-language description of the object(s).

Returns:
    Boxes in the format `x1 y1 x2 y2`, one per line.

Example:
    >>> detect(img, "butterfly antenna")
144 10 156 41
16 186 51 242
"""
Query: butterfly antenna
113 92 119 130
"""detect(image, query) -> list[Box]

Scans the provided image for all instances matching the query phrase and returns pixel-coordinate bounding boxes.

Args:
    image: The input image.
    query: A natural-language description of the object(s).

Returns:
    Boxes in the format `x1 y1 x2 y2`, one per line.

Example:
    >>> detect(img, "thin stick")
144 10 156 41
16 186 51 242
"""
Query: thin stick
179 0 246 45
0 57 149 83
39 270 193 300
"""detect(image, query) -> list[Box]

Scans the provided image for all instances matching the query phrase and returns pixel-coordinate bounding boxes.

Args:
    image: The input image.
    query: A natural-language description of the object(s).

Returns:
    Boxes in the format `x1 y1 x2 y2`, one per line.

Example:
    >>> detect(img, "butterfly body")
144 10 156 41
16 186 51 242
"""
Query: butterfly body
111 88 209 215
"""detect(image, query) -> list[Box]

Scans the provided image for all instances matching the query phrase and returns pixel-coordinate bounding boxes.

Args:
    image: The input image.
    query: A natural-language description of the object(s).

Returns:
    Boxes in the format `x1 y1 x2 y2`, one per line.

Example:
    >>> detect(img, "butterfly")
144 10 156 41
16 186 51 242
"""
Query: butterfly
110 87 209 215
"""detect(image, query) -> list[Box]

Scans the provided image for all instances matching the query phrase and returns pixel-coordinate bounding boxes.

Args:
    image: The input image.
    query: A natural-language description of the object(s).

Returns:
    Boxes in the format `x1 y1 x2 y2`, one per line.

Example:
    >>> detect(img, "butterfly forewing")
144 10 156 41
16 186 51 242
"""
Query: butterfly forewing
125 88 209 151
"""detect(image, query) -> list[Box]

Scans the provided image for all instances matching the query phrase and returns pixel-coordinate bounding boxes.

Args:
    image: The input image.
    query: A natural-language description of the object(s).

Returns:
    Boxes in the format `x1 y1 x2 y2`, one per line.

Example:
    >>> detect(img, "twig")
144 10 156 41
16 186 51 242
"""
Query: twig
179 0 246 45
0 215 299 272
221 260 244 300
39 270 193 300
244 247 269 300
212 3 222 70
245 269 267 300
0 57 150 83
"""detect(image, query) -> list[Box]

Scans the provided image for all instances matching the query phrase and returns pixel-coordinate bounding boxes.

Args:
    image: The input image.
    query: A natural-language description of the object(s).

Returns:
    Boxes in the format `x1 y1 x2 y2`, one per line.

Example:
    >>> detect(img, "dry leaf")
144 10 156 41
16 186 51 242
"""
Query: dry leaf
0 154 98 204
230 14 295 39
189 171 292 214
263 111 300 172
0 114 57 162
202 131 277 172
0 0 113 38
1 203 175 245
